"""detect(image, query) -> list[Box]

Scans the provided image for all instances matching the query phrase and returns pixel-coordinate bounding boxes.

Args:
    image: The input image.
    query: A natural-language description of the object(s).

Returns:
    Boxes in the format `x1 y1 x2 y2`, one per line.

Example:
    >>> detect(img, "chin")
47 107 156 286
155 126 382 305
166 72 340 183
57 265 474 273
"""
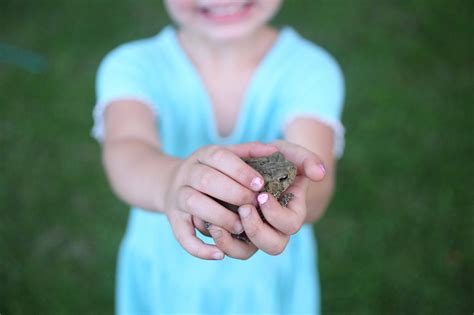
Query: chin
201 23 262 42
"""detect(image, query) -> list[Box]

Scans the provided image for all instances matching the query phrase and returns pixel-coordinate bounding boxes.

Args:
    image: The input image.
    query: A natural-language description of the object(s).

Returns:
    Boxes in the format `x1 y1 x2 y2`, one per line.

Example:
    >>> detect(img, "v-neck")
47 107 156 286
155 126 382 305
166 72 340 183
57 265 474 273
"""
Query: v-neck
166 26 291 144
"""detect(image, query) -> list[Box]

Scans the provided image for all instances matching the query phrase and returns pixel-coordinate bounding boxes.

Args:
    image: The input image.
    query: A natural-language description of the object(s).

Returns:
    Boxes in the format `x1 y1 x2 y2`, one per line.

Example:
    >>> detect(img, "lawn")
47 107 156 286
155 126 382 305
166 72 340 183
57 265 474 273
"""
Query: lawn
1 0 472 314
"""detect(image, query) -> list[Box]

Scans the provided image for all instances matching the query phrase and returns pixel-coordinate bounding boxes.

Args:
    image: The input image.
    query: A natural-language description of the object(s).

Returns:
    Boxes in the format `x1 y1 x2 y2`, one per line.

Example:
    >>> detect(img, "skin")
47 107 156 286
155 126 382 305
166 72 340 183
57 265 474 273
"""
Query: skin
101 0 337 260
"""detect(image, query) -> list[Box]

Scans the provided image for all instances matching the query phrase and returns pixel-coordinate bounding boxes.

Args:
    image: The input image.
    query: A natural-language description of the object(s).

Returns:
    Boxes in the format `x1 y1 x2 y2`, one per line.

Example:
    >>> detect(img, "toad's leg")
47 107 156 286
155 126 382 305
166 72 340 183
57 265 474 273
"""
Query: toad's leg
278 193 295 208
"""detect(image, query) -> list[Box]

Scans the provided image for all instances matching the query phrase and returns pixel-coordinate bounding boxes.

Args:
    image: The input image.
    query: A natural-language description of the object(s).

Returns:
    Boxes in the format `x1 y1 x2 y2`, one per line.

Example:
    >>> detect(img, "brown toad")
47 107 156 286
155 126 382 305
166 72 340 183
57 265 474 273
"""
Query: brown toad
207 152 297 242
243 151 297 205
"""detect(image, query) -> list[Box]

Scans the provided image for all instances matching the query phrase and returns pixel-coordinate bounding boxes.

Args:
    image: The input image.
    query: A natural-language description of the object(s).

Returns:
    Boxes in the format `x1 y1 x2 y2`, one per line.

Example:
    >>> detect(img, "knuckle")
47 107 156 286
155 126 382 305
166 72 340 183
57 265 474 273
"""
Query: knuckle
286 220 301 235
199 169 213 187
196 145 213 157
234 251 253 260
176 232 193 254
175 231 184 245
233 188 255 205
245 223 259 239
262 207 276 222
210 227 224 242
188 246 200 258
214 236 224 248
214 237 227 250
267 241 285 256
194 246 204 259
225 222 239 235
181 237 200 257
180 188 198 211
236 164 255 182
208 147 229 163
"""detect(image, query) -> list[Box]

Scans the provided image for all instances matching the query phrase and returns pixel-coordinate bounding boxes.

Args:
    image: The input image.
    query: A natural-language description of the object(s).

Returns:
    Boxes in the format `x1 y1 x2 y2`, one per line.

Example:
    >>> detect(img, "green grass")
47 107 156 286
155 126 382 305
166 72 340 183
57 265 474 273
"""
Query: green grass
1 0 472 314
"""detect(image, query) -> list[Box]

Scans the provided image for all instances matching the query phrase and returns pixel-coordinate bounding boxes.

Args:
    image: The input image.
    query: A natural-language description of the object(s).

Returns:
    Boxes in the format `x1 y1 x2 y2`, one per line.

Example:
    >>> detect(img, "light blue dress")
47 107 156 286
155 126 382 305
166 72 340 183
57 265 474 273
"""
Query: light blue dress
92 26 344 315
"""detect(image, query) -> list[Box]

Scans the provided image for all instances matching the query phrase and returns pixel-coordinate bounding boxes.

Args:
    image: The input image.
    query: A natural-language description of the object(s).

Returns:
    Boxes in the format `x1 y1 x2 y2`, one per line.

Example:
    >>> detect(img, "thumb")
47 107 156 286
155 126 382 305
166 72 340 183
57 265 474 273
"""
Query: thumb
271 141 326 181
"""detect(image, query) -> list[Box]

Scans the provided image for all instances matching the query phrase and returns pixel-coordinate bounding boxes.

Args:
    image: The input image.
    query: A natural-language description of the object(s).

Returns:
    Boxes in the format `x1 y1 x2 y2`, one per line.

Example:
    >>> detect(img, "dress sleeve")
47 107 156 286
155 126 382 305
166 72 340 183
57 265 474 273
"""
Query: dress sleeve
281 46 346 158
91 44 157 142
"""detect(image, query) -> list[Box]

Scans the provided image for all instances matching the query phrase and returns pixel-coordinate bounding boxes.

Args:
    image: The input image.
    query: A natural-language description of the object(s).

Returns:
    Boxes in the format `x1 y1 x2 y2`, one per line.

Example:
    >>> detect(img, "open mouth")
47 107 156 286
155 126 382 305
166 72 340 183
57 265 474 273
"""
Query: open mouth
198 1 254 23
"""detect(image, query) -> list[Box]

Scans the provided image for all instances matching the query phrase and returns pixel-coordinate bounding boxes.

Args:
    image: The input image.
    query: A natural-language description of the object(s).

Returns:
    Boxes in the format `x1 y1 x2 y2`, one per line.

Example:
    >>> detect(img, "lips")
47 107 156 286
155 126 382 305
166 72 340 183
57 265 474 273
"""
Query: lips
198 1 254 23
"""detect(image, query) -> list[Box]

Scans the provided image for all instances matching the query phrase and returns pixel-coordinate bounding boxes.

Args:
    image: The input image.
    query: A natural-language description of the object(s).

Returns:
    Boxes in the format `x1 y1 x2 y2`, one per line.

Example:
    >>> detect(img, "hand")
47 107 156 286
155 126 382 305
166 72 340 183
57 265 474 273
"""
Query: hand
163 142 277 260
210 141 326 256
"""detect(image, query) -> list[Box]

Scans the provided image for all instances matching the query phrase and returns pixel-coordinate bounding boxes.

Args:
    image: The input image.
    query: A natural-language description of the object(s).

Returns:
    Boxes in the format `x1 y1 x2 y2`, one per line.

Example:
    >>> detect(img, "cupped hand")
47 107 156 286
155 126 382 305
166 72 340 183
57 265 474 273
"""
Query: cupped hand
236 140 326 256
163 142 278 260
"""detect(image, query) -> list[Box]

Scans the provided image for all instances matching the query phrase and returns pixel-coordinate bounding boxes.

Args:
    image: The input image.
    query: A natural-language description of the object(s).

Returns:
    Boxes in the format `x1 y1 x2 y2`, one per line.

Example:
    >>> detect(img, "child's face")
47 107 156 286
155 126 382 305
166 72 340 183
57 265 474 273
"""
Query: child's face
164 0 282 42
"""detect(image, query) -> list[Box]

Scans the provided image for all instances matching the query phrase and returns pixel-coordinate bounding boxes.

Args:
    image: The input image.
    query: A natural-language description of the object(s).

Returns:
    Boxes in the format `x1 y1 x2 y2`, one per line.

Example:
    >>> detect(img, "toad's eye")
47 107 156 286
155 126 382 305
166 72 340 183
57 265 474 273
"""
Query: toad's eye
279 175 288 182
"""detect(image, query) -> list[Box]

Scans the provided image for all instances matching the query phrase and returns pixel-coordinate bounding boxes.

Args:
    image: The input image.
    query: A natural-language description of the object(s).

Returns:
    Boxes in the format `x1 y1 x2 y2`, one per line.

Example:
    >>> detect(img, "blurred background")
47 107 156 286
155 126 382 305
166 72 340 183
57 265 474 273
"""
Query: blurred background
1 0 472 313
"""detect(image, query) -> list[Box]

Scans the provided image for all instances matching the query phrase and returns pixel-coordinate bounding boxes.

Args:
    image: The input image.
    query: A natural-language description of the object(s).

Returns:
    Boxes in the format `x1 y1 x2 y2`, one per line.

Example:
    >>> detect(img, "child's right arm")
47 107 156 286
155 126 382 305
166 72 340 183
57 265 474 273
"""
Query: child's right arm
101 100 274 260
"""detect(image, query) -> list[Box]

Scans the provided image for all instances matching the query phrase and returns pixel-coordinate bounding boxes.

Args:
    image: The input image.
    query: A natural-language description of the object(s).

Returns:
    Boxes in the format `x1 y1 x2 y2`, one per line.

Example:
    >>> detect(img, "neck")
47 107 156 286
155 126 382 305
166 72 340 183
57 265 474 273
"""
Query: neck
177 26 278 70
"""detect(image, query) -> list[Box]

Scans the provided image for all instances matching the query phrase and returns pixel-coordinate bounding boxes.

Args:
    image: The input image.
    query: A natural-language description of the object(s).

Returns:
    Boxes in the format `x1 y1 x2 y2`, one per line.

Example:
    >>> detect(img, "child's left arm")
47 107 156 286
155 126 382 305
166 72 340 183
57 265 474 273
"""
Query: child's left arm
282 116 336 223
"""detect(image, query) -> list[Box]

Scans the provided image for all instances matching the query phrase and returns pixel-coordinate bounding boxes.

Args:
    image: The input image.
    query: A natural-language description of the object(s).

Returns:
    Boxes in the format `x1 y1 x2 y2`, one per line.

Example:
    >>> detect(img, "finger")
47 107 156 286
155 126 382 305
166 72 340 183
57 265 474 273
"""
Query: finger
238 205 289 256
169 213 224 260
187 163 256 206
227 142 278 158
193 216 211 237
284 175 310 201
271 141 326 181
258 192 304 236
178 186 244 234
208 224 258 260
197 146 266 192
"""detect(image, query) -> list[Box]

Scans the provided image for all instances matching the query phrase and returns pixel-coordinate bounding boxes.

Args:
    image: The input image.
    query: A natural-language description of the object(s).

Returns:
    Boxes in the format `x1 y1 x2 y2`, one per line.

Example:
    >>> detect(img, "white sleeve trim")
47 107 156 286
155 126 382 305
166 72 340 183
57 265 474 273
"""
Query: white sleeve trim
283 113 346 159
91 96 157 143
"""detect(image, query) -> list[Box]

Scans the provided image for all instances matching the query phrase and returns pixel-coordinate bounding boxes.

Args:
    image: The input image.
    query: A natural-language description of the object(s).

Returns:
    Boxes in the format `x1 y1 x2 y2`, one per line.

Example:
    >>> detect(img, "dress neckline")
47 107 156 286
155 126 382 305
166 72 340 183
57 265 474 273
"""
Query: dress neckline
165 26 293 143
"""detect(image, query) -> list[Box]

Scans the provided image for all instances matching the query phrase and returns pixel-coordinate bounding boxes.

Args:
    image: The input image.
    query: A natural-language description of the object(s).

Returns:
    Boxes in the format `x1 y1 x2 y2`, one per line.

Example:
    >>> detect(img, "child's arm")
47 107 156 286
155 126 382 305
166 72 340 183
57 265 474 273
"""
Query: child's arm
101 100 275 260
282 117 336 223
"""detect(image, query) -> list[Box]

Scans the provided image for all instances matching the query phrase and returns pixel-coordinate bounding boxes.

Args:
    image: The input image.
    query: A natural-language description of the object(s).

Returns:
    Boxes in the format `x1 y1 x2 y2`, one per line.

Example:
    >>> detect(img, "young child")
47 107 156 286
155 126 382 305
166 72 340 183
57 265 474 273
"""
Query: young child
92 0 345 314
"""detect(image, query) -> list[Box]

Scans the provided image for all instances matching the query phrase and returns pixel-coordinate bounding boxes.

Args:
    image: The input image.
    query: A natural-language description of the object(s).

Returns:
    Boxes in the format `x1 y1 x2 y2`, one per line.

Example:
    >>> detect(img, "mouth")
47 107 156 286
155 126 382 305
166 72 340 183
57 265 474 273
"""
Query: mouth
198 1 255 23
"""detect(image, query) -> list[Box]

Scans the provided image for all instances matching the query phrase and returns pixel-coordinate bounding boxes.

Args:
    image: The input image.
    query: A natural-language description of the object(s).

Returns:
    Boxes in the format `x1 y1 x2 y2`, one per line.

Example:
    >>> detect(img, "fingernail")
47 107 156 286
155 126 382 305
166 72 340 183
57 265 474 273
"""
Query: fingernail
212 251 224 260
250 177 264 191
210 227 222 238
239 206 251 219
319 164 326 177
258 193 268 205
234 221 244 234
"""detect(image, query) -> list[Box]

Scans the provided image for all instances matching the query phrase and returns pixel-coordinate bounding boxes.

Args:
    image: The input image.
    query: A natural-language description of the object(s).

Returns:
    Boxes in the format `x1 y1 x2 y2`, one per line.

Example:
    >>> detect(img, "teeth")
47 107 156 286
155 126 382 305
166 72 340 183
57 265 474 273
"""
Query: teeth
206 4 245 16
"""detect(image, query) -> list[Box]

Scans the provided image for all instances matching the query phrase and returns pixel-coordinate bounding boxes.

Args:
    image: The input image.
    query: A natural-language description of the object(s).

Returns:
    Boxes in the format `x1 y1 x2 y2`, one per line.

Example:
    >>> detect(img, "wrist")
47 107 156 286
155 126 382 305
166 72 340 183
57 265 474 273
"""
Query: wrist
152 156 182 212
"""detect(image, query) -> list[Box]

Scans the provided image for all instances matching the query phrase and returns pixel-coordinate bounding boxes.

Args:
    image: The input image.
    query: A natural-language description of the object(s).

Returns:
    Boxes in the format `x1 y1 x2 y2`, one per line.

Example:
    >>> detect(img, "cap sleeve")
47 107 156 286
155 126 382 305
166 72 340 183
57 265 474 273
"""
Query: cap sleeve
281 45 345 158
91 44 157 142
